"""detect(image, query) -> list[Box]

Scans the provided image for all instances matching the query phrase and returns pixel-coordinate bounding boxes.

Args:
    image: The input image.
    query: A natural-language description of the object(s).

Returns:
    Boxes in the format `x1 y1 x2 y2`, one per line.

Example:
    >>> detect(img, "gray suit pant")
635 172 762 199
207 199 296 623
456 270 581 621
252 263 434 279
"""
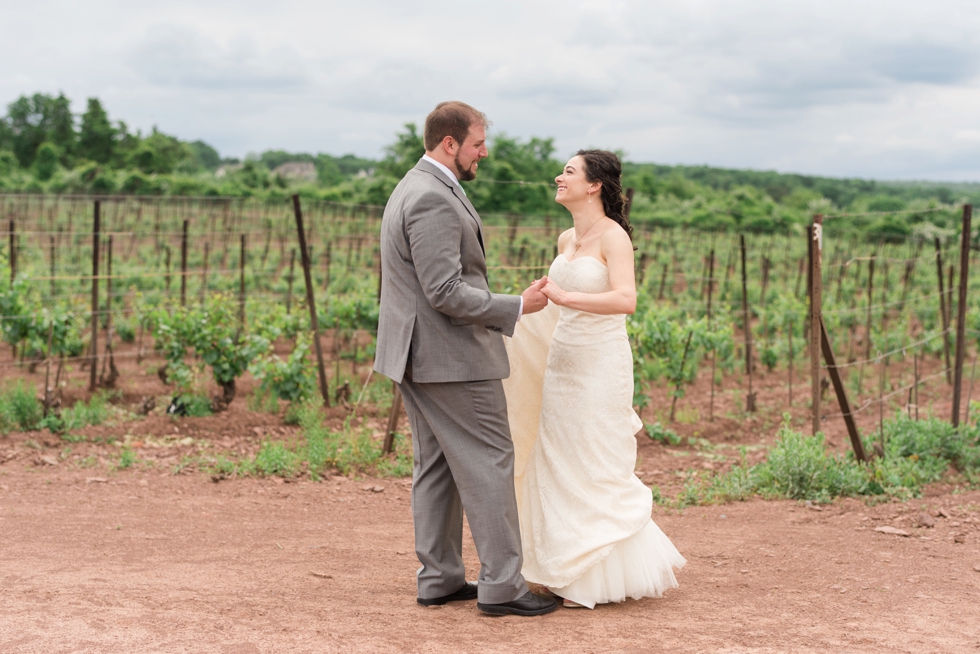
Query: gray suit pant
398 371 528 604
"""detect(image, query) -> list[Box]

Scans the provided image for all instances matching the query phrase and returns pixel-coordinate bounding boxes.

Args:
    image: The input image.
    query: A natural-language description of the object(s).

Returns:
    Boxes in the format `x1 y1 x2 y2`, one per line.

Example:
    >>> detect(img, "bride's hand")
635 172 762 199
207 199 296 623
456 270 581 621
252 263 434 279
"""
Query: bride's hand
540 279 568 306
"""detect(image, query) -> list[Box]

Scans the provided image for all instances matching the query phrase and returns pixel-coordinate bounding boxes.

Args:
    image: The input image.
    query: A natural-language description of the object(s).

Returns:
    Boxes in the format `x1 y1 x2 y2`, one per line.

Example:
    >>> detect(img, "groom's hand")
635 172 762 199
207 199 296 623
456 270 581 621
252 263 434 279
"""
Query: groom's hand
521 277 549 315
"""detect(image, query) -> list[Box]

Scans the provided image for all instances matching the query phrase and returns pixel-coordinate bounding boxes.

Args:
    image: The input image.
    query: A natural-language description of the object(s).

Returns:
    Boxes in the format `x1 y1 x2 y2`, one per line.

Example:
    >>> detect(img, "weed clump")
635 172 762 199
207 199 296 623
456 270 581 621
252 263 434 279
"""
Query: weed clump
664 414 980 507
237 402 412 479
0 381 43 433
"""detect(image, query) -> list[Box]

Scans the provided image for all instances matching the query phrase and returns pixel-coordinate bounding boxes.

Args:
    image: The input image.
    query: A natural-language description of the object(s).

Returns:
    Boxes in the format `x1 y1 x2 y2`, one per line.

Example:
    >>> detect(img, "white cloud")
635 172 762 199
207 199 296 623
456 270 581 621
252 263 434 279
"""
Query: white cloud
1 0 979 180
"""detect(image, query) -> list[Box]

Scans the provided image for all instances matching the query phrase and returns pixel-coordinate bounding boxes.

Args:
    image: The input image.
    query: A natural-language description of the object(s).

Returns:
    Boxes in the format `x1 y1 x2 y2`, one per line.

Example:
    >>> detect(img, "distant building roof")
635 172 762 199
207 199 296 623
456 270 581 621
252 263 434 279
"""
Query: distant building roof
215 163 243 178
272 161 317 182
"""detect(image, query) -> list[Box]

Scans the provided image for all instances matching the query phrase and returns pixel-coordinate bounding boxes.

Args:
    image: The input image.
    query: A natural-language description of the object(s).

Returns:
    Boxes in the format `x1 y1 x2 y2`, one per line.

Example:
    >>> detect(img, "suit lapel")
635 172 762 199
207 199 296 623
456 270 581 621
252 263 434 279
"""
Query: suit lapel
413 158 486 254
450 185 485 254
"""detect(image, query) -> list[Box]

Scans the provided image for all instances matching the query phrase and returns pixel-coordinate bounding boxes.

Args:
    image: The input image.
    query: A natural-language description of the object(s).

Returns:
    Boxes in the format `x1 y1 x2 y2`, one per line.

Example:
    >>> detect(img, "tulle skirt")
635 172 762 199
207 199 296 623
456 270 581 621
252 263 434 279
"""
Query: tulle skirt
548 520 686 609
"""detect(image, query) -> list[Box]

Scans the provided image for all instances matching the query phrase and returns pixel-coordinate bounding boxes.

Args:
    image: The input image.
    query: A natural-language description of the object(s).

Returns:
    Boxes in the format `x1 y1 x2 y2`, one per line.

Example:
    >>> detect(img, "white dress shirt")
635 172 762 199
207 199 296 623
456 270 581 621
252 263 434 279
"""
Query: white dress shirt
420 154 523 321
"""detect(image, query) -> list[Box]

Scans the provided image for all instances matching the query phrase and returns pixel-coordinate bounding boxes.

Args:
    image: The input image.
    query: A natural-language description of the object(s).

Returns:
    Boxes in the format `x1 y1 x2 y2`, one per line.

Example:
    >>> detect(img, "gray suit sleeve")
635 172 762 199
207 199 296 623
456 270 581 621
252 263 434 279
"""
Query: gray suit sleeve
405 190 521 336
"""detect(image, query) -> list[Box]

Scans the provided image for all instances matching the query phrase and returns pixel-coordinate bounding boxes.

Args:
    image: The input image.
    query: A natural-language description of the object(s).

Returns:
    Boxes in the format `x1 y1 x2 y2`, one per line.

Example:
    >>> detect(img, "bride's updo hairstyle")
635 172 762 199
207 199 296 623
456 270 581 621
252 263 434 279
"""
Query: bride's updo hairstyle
576 149 634 242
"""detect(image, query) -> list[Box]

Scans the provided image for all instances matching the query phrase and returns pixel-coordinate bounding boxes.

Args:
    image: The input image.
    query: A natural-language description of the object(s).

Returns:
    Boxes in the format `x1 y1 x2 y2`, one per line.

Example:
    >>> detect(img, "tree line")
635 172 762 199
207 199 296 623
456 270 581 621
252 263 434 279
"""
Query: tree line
1 91 977 241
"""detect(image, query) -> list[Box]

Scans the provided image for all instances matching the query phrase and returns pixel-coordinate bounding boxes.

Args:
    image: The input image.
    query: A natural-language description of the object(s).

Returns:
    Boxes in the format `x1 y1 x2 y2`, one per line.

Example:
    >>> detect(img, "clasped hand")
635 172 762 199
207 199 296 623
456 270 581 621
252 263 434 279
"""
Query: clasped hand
521 277 549 314
521 276 569 314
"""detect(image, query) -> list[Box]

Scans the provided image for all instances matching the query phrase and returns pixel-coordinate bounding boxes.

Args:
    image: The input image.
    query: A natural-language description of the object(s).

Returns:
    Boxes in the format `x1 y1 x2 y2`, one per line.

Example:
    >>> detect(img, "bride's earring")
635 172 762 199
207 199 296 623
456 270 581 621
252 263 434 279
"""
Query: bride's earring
588 192 592 203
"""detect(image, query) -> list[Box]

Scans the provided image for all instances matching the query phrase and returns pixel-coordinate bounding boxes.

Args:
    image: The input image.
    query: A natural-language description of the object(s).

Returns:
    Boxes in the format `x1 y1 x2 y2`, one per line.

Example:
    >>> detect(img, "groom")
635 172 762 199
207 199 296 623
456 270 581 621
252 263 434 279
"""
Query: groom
374 101 558 616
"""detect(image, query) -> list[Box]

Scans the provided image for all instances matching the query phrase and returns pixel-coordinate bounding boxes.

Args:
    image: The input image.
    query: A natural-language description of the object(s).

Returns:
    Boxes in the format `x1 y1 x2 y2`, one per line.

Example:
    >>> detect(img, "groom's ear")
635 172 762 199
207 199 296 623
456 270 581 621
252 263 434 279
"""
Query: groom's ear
440 135 458 155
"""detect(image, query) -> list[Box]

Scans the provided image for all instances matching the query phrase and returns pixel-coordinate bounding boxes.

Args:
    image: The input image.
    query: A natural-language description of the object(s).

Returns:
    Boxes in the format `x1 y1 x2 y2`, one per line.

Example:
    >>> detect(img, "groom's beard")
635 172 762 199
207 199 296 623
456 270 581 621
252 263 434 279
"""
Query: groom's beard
455 152 477 181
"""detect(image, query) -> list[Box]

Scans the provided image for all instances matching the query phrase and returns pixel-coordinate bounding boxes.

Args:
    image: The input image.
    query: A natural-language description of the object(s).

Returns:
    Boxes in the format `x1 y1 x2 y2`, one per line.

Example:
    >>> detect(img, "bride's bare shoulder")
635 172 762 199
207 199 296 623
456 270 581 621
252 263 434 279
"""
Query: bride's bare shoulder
557 228 574 249
600 223 636 262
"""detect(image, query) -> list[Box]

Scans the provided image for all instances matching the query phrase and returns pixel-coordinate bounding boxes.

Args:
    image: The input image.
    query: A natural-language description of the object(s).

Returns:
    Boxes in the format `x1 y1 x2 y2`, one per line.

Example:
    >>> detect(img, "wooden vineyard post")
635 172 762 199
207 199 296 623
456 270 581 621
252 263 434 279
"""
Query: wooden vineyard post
43 321 54 416
947 265 954 331
952 204 972 427
286 249 296 314
180 219 189 307
805 240 812 344
323 241 332 291
936 238 952 384
164 246 171 297
382 381 403 455
820 317 867 461
89 201 100 392
292 195 331 408
658 263 668 300
99 235 118 387
201 242 210 303
670 330 694 422
914 352 920 421
899 243 920 310
8 219 15 284
238 234 246 330
740 235 755 412
878 352 885 452
49 235 56 301
788 318 794 407
706 248 716 421
810 215 823 436
865 255 875 364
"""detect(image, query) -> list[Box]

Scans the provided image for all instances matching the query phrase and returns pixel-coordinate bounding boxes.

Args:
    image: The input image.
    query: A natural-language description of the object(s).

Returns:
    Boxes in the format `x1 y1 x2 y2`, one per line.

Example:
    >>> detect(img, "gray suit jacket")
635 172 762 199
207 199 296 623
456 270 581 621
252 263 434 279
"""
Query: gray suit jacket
374 159 521 384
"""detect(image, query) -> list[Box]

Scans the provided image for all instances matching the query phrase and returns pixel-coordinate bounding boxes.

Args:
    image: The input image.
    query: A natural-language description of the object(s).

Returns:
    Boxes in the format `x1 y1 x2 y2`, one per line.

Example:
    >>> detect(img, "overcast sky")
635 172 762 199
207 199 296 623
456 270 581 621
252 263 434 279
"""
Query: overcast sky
2 0 979 180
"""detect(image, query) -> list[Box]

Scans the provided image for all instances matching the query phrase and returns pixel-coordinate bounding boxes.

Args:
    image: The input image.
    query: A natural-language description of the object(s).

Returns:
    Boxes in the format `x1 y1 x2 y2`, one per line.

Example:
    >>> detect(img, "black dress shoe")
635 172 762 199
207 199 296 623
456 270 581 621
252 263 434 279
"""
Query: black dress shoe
417 582 478 606
477 591 559 616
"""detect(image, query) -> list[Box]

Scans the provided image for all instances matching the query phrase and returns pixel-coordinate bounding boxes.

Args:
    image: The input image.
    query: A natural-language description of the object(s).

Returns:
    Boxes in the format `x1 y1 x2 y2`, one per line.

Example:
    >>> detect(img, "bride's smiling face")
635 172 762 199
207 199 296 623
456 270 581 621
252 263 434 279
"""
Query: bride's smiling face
554 156 598 207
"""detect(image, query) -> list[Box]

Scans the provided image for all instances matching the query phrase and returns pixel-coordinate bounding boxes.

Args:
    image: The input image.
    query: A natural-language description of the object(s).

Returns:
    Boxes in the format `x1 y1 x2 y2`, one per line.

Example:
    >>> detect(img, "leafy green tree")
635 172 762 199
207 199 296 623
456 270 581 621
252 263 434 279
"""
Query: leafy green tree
188 140 221 170
77 98 115 164
232 159 271 189
314 154 344 186
0 118 11 153
111 121 141 168
127 127 193 174
47 94 75 165
333 153 377 176
378 123 424 178
33 142 59 181
0 150 15 177
6 92 75 168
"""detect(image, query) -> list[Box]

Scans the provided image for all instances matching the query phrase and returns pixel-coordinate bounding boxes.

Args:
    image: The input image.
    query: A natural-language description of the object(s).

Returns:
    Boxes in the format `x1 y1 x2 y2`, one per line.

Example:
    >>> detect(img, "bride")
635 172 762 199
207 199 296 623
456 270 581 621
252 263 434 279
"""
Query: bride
503 149 685 609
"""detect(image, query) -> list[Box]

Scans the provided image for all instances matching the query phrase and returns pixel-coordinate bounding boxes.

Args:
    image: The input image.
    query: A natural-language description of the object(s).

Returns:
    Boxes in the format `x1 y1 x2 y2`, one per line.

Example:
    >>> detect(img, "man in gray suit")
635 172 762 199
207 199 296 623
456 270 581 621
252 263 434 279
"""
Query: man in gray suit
374 101 558 616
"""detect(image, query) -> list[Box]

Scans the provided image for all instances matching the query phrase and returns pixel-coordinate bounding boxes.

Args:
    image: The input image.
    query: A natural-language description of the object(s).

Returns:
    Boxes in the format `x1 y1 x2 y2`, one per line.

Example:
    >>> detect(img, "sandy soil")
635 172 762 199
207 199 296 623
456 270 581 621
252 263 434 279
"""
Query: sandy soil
1 341 980 652
1 465 978 653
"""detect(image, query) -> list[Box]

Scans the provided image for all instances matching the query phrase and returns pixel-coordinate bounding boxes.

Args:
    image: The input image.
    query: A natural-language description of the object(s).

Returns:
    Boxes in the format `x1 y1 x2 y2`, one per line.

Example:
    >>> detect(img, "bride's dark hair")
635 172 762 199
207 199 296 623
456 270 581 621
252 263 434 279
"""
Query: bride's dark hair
576 149 634 241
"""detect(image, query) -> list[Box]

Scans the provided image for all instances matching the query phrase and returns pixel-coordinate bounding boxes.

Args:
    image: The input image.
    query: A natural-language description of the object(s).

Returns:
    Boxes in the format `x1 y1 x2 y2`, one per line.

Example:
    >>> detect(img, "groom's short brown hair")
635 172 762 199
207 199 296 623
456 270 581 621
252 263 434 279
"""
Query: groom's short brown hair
424 101 491 151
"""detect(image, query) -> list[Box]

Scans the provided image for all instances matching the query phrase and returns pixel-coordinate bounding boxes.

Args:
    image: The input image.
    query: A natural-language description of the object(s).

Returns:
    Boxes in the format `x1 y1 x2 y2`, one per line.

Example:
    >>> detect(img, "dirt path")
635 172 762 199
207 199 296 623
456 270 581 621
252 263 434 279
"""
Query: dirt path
2 464 979 654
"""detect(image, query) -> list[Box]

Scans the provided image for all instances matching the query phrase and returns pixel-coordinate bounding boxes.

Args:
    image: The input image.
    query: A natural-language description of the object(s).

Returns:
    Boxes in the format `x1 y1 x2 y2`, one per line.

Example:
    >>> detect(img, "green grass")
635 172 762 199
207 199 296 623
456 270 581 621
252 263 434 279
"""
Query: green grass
210 401 414 480
0 381 43 433
117 446 138 470
0 385 119 437
247 388 281 414
57 391 114 432
660 413 980 507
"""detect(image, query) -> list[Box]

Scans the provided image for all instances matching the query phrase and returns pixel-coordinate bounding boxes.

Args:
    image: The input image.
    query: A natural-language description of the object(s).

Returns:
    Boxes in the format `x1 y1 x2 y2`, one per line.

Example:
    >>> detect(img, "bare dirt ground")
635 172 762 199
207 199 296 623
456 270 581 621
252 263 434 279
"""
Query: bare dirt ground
2 344 980 652
1 467 979 653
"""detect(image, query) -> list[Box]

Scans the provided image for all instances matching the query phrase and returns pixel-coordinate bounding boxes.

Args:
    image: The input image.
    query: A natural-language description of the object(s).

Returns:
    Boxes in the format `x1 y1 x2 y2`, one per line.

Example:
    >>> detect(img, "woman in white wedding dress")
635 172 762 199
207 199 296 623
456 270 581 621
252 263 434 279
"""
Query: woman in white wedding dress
503 149 685 609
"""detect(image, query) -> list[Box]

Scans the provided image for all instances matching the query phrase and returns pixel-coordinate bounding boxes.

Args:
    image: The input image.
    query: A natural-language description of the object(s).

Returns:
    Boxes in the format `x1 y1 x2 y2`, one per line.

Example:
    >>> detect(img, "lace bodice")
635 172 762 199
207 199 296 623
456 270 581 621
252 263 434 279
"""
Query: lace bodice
548 254 626 339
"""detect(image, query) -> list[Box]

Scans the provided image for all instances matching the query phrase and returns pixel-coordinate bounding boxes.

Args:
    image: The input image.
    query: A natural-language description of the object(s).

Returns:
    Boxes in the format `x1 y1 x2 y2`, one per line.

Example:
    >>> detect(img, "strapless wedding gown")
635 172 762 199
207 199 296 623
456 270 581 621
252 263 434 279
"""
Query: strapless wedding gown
503 254 685 608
